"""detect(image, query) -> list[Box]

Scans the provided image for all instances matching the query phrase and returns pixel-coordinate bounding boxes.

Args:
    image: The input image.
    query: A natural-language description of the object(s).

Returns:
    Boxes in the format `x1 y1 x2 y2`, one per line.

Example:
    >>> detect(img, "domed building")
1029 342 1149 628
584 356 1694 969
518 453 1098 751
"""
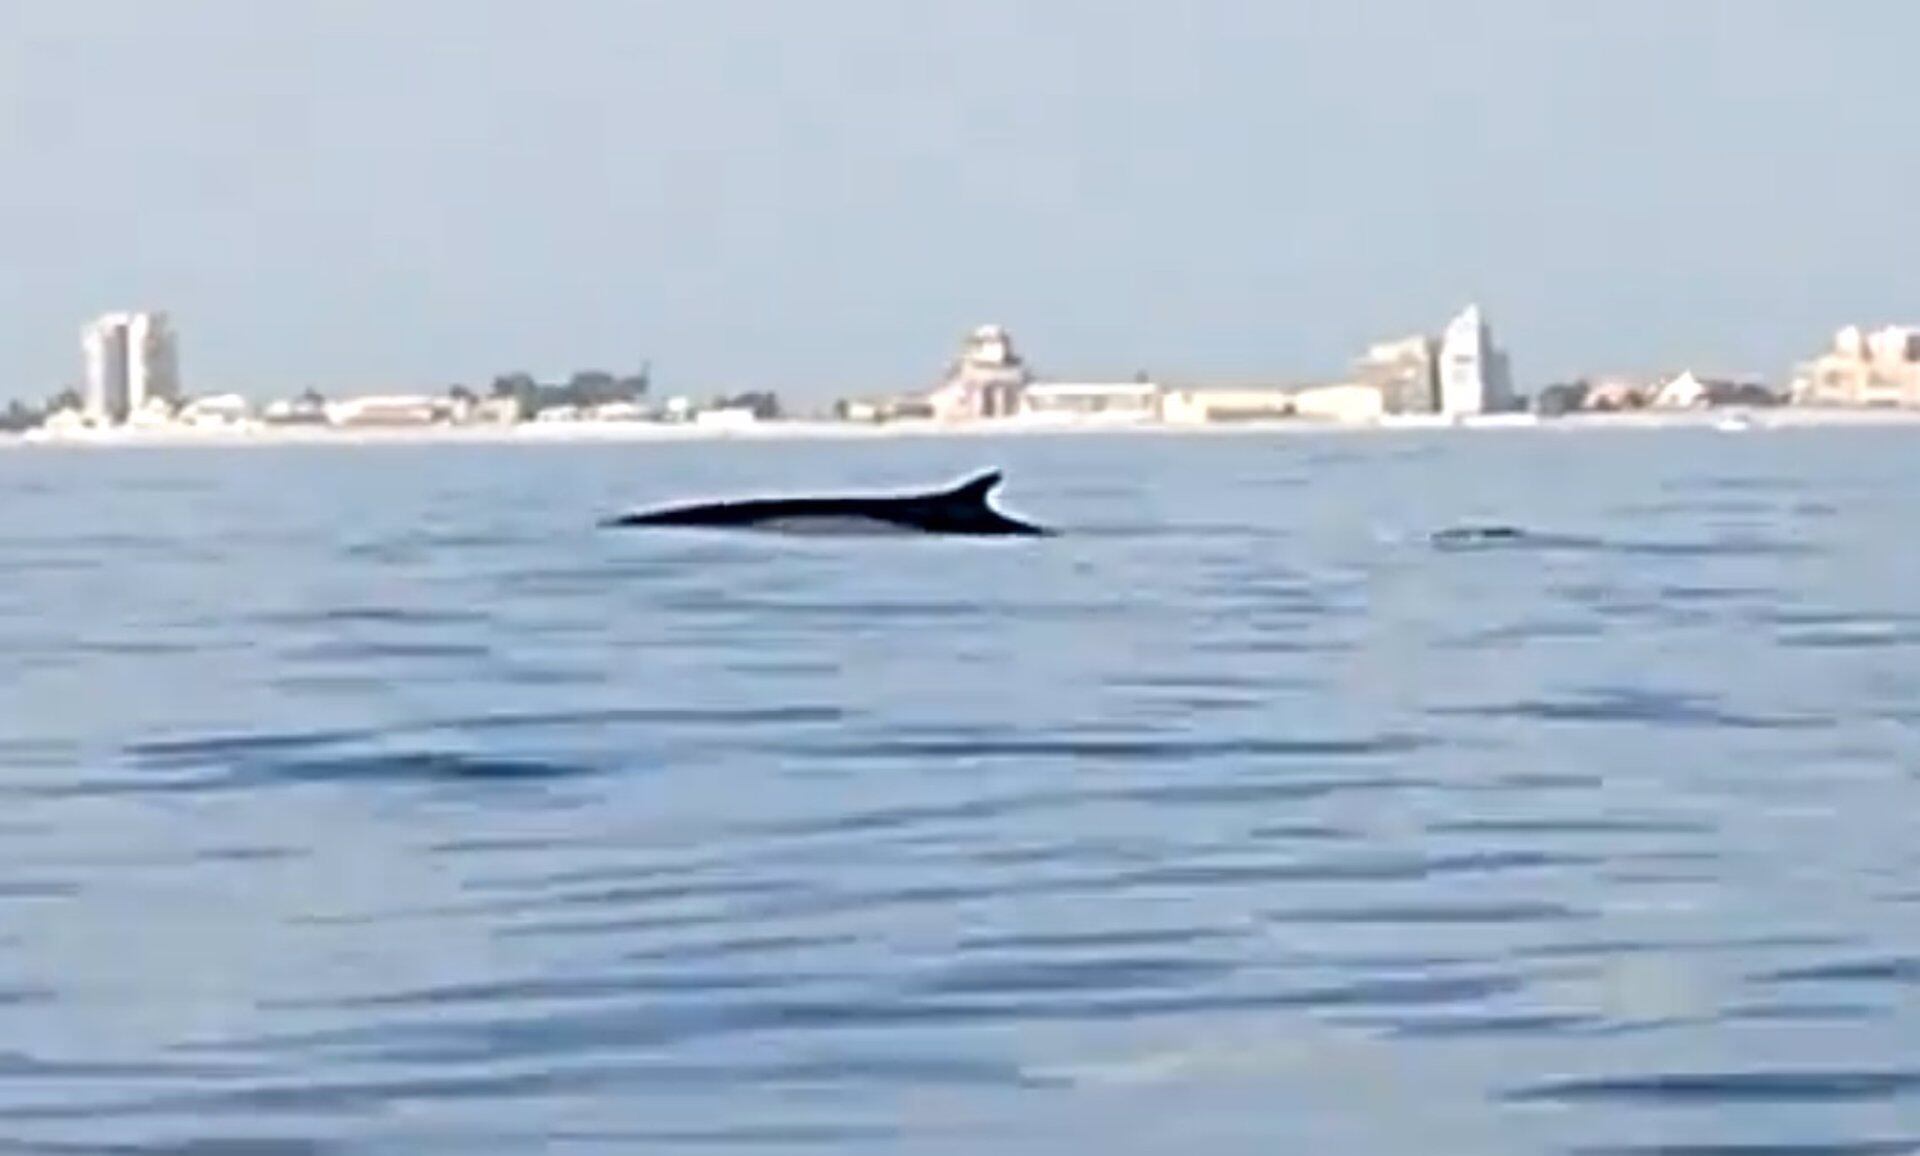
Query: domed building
925 325 1031 420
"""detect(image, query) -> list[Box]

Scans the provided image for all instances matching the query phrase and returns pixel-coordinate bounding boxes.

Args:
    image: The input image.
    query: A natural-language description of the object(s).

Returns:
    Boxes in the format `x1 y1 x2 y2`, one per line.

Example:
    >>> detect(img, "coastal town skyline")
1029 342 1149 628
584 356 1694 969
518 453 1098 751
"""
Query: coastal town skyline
0 294 1887 409
14 299 1920 439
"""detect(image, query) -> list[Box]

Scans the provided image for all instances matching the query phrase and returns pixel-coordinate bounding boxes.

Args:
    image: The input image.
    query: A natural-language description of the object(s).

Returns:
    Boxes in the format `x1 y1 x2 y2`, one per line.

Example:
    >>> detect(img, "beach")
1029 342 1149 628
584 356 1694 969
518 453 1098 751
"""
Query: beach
8 404 1920 450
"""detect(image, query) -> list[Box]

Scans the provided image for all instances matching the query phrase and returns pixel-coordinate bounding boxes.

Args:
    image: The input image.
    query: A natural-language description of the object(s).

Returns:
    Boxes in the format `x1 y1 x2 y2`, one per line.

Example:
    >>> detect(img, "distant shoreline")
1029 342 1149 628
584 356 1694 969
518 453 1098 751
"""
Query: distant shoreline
7 406 1920 449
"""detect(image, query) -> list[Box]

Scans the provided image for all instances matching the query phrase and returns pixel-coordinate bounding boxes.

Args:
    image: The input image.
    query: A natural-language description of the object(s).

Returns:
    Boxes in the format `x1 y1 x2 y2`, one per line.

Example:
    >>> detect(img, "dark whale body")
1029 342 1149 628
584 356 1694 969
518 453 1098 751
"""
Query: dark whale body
1430 524 1528 547
1429 524 1605 552
599 469 1054 537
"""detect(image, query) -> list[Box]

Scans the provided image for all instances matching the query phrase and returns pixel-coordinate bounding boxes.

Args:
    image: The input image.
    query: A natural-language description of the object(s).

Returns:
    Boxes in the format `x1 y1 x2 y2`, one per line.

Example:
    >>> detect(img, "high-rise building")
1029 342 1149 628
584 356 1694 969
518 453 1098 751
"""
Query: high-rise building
80 311 182 424
81 313 133 424
127 311 182 412
1437 304 1514 416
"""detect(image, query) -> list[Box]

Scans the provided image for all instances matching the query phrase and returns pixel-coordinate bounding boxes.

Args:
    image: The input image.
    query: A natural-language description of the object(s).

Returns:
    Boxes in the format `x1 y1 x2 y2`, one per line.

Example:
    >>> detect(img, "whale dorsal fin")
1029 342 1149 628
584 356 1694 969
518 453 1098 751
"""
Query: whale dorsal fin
941 469 1003 505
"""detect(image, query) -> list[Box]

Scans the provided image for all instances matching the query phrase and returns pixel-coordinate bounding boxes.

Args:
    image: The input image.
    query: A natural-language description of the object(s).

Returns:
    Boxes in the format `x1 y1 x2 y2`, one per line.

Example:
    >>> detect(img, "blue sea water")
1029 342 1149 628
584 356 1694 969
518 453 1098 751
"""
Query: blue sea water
2 427 1919 1155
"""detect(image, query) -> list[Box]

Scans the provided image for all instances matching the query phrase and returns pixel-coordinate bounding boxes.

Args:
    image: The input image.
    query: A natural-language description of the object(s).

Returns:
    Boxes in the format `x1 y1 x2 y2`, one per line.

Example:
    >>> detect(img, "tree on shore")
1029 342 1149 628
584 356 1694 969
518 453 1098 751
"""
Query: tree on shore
712 390 782 419
0 400 40 432
483 365 652 415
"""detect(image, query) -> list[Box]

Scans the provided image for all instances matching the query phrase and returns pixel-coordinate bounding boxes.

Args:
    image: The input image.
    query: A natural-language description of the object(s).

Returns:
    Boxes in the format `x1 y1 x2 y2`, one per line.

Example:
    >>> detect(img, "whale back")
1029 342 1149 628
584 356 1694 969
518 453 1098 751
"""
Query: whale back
600 468 1051 536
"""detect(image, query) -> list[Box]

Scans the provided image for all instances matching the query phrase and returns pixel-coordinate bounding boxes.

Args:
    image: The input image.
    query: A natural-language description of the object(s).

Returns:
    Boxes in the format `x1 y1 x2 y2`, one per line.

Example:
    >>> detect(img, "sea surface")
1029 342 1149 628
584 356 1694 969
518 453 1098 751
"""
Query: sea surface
2 427 1919 1155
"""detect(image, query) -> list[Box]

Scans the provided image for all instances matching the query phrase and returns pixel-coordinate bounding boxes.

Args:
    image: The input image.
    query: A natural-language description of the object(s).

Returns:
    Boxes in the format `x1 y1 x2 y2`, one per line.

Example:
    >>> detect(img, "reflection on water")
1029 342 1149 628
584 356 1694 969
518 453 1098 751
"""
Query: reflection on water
1 429 1919 1154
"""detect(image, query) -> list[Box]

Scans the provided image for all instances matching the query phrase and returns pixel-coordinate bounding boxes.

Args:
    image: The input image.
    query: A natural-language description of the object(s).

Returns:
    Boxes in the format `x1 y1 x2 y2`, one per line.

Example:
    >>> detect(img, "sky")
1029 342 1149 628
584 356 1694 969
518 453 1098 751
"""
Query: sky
3 0 1919 403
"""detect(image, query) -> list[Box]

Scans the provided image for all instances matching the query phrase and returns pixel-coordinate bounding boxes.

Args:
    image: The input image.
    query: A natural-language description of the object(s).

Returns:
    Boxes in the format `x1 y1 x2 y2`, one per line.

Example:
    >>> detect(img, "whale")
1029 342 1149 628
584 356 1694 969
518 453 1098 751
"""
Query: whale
1429 524 1602 551
599 469 1055 537
1430 524 1528 547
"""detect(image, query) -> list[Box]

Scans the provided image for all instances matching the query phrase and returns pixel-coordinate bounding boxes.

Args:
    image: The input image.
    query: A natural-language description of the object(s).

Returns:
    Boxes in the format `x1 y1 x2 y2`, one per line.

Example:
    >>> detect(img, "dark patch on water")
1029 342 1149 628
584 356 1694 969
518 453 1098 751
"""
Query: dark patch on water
1429 816 1714 837
623 932 862 965
1505 1070 1920 1105
1267 900 1586 925
0 880 79 900
1573 1142 1920 1156
1757 957 1920 985
916 956 1230 996
751 773 1427 841
0 1068 611 1123
0 987 54 1008
256 606 492 628
1721 1002 1882 1025
795 733 1430 760
1 1139 335 1155
248 751 595 786
1434 687 1829 731
286 640 494 662
1355 1011 1598 1038
126 728 381 764
550 1123 900 1147
128 706 846 765
1096 848 1593 891
90 750 598 794
261 969 803 1013
957 927 1242 954
0 1054 250 1080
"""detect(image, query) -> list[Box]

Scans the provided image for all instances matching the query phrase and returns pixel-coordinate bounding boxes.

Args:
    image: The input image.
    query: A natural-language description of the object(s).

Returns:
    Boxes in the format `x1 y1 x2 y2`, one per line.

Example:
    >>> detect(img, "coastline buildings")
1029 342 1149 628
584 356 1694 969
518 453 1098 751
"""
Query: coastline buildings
1348 305 1514 416
834 306 1517 429
21 297 1857 441
1791 324 1920 407
81 311 181 424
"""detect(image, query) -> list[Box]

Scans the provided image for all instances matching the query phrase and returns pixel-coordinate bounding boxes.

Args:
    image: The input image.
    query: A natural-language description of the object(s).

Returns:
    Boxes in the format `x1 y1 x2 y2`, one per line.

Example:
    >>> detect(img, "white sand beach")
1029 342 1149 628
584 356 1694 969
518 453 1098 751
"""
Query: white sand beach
7 405 1920 450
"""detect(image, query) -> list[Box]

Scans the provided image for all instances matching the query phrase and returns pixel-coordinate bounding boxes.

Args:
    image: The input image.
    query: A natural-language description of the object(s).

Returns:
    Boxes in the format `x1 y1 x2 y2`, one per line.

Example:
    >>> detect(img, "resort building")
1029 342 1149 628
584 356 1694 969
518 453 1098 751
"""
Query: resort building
1348 305 1514 417
1791 324 1920 407
1160 386 1296 424
1353 334 1440 415
176 394 252 427
1017 380 1162 422
1648 370 1779 409
325 395 449 427
1293 381 1386 423
924 325 1031 420
1437 304 1516 416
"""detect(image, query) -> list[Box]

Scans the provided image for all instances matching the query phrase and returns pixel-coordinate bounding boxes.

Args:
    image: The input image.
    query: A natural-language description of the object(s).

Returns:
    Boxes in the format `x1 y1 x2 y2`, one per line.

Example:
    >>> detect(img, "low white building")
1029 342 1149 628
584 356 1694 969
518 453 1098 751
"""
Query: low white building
177 393 252 427
1017 381 1162 422
1161 387 1295 424
327 395 447 427
1651 370 1772 409
126 396 180 429
693 406 758 429
1293 382 1385 423
263 396 329 425
589 401 648 422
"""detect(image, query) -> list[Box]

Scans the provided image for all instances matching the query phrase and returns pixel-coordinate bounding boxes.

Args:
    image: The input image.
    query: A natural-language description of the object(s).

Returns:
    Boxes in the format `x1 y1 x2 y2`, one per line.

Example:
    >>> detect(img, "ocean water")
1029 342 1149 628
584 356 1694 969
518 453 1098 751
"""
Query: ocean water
2 427 1919 1155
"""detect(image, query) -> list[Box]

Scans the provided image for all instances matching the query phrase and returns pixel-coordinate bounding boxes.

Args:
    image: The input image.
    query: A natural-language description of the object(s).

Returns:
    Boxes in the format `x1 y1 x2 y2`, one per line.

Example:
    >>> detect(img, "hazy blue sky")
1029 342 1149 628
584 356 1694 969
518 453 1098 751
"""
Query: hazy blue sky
3 1 1917 402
